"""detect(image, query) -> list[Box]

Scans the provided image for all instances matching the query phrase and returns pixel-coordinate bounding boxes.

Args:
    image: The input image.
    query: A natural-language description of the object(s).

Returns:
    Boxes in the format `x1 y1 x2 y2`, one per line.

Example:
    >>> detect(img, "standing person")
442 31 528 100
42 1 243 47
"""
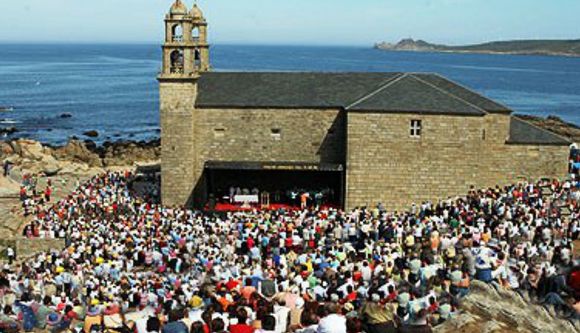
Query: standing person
316 304 346 333
361 294 397 333
255 315 276 333
162 309 188 333
228 308 254 333
45 186 52 202
6 247 15 265
3 161 10 177
301 193 309 210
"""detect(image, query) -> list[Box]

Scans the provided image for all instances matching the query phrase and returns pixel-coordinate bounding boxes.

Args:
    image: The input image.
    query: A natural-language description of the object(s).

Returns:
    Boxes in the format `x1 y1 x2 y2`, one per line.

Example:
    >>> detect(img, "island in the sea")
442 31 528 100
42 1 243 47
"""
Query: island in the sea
374 38 580 57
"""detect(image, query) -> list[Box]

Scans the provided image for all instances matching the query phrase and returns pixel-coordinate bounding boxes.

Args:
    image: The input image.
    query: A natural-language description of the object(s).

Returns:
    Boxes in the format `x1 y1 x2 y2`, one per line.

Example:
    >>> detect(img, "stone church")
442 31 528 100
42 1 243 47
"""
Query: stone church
159 0 570 210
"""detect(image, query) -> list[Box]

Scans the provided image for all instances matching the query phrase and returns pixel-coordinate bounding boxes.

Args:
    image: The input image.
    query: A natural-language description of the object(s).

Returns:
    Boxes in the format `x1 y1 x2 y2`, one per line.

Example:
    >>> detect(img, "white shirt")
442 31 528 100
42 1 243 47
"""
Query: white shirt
274 305 290 333
317 314 346 333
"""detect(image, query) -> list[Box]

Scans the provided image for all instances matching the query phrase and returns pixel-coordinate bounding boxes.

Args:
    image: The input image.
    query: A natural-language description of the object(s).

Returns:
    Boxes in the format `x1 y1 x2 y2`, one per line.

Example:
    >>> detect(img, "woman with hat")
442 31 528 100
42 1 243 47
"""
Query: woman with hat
46 312 70 333
84 304 103 333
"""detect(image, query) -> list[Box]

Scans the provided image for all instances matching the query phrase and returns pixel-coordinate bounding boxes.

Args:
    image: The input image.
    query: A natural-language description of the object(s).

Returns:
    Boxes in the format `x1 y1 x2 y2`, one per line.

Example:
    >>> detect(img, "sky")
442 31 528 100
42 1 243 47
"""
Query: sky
0 0 579 46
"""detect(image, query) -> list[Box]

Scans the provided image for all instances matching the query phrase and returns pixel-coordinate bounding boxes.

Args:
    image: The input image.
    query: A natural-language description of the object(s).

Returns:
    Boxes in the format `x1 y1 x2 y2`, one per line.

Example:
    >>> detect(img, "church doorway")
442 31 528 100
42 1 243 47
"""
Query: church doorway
203 161 344 211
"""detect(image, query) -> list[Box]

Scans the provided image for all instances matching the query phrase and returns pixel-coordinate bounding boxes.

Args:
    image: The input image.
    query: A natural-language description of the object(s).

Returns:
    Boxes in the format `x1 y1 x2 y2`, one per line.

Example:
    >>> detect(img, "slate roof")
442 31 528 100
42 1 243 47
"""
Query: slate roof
507 117 571 146
195 72 505 115
346 74 485 115
195 71 569 145
196 72 400 109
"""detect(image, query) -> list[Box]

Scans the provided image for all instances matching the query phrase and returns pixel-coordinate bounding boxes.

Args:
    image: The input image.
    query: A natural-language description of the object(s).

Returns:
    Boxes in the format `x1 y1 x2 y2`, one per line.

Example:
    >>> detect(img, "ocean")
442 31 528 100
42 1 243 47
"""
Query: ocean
0 44 579 145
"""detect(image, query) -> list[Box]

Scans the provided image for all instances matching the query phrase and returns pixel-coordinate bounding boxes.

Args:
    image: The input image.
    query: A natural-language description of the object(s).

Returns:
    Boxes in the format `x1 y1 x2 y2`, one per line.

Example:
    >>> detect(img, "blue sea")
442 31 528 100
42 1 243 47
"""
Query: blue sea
1 44 579 145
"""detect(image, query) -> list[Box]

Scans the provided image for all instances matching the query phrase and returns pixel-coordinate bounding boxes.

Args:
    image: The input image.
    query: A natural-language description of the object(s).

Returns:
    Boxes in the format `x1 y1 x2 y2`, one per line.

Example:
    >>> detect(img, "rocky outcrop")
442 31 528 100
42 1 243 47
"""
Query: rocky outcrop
51 139 104 167
1 138 160 176
375 39 438 52
435 281 579 333
83 130 99 138
0 127 18 136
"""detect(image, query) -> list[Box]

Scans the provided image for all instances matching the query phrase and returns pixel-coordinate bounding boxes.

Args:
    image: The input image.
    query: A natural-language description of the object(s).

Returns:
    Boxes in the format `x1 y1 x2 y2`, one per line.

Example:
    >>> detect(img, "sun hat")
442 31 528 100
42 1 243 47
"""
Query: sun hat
86 306 101 317
190 296 204 309
343 303 354 312
47 313 63 326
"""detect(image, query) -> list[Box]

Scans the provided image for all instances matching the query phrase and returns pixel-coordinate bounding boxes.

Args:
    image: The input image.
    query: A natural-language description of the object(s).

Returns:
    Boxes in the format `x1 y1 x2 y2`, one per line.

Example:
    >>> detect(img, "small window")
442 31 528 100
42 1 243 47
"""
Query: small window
410 120 422 138
271 128 281 140
214 128 226 137
482 129 486 140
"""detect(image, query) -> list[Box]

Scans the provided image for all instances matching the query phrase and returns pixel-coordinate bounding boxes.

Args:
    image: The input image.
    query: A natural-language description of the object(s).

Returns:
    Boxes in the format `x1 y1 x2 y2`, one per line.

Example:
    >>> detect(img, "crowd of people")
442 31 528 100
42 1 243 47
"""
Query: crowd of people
1 170 580 333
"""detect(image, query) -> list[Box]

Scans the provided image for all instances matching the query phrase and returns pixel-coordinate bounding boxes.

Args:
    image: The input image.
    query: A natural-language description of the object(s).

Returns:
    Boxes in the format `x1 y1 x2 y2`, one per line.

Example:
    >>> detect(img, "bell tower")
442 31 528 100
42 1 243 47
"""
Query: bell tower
160 0 210 78
158 0 210 207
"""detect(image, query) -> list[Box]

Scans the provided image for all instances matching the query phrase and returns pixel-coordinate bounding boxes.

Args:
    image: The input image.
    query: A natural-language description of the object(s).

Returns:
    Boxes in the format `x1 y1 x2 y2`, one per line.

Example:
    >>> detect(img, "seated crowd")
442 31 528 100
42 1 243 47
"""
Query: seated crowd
1 171 579 333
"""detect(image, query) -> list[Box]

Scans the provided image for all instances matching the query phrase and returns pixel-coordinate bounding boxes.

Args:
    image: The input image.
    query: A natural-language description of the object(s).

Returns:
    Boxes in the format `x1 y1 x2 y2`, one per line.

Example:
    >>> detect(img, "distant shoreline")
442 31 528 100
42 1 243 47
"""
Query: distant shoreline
374 38 580 58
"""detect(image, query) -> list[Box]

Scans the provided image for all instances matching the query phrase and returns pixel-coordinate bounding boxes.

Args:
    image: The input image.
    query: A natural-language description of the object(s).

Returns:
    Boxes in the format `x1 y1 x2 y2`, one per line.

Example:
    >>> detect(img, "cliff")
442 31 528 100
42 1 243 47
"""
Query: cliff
375 38 580 57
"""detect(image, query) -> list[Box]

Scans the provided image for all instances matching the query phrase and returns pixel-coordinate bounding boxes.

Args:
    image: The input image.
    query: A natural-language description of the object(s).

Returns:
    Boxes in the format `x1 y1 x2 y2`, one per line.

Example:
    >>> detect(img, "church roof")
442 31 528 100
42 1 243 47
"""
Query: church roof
196 72 505 116
507 117 571 145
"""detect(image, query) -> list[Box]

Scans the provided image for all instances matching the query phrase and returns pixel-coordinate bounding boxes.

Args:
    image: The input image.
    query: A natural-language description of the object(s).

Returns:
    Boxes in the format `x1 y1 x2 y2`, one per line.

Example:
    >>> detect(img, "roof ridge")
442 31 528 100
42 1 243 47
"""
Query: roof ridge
345 73 407 110
409 74 487 115
426 73 512 112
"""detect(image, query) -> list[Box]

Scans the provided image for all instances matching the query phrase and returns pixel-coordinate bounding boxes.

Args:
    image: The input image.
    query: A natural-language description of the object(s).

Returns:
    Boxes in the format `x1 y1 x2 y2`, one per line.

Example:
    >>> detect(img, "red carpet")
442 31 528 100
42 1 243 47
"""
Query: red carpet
208 203 340 212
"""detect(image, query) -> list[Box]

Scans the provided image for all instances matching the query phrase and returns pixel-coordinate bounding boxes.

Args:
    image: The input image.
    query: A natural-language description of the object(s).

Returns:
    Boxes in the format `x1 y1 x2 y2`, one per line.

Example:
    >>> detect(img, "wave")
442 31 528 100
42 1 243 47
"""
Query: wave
0 118 20 124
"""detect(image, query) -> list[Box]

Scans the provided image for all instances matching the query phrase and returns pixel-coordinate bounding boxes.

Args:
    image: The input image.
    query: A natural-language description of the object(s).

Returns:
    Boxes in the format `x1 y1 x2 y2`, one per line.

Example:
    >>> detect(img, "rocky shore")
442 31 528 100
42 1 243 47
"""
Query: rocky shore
1 138 160 177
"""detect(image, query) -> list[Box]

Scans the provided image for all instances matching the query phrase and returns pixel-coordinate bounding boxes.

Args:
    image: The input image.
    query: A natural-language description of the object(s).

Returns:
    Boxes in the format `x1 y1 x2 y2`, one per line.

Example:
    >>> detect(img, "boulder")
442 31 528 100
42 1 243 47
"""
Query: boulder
41 155 61 176
52 139 103 167
0 141 14 157
83 130 99 138
0 127 18 136
59 113 73 119
15 139 46 161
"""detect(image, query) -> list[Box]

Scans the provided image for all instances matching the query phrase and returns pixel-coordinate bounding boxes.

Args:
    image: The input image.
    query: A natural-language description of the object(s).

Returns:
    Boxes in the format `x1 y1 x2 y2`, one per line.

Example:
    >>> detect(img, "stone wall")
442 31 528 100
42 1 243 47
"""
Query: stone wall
189 108 346 207
161 92 568 210
346 113 569 210
0 238 65 260
160 81 197 207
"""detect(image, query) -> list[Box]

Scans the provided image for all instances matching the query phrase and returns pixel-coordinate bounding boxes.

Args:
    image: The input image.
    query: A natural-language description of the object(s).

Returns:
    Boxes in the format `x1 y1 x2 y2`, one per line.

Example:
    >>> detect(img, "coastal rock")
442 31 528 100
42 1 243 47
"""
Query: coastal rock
0 127 18 136
52 139 103 167
83 130 99 138
101 139 161 166
434 280 580 333
0 141 14 157
14 139 46 161
0 176 20 198
59 113 73 119
40 155 61 176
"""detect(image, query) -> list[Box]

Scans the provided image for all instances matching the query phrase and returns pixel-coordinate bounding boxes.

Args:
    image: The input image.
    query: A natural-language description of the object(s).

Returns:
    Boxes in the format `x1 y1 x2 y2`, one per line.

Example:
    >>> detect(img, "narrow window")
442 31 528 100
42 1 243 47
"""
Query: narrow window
214 128 226 137
410 120 422 138
482 129 486 140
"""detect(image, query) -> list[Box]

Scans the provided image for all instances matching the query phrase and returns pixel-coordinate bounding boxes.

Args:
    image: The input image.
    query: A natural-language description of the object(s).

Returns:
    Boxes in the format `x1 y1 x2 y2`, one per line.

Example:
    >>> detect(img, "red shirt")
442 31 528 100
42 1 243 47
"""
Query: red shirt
229 324 254 333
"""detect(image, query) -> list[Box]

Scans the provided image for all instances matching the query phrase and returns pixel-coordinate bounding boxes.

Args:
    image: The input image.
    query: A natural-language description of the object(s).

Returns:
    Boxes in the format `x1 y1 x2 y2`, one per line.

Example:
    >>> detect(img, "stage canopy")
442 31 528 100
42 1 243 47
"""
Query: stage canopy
204 161 344 172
